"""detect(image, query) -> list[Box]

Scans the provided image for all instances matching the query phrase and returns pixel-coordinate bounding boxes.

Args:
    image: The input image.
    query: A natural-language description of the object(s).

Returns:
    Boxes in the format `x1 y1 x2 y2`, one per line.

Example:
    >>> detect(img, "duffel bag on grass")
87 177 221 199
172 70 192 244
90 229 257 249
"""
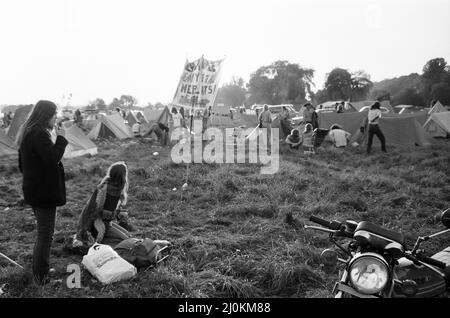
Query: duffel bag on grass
114 238 171 268
82 243 137 284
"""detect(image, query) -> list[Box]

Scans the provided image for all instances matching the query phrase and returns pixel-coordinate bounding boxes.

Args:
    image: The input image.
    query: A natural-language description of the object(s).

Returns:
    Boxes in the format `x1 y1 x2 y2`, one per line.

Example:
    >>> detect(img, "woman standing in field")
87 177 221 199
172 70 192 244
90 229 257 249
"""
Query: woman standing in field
17 100 68 285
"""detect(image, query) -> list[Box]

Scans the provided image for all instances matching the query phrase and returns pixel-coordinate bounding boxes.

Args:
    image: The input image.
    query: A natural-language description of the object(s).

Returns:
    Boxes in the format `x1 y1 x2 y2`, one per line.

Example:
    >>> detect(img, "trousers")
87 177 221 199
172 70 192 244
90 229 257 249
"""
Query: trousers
32 207 56 283
367 124 386 153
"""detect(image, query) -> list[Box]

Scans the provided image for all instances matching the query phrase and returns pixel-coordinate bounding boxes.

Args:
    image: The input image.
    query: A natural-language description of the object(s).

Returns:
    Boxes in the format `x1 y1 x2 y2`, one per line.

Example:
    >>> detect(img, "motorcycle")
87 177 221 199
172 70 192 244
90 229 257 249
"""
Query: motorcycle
304 208 450 298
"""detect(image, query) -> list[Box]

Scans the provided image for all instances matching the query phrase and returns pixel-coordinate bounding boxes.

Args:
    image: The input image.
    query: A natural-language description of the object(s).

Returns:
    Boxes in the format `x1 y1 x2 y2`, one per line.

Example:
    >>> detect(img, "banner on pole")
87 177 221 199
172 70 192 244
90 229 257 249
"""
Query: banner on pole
172 56 224 111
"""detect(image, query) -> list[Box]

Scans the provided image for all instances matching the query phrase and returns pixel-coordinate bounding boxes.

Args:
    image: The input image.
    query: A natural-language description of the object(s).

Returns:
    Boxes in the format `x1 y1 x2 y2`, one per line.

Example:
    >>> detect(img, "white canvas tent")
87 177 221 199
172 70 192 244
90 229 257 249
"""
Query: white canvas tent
0 129 17 157
88 113 132 140
423 111 450 138
60 125 98 158
428 101 446 115
7 105 33 142
351 115 435 147
143 107 171 126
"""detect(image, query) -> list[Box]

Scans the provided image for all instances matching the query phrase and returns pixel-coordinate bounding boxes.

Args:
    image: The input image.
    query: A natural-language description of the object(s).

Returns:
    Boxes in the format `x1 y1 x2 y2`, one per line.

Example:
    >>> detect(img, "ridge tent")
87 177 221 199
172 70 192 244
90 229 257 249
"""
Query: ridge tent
428 101 446 115
83 119 100 130
318 111 367 134
135 111 148 124
384 111 429 126
62 124 98 158
51 124 98 158
7 105 33 142
423 111 450 138
88 113 132 140
126 111 148 126
141 107 171 136
352 115 434 148
126 111 140 127
0 129 17 157
143 107 171 126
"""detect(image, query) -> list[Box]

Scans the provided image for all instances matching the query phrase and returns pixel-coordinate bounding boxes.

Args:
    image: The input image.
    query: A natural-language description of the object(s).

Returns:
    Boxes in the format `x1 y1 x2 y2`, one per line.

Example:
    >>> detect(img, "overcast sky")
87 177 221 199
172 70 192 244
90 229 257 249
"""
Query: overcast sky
0 0 449 106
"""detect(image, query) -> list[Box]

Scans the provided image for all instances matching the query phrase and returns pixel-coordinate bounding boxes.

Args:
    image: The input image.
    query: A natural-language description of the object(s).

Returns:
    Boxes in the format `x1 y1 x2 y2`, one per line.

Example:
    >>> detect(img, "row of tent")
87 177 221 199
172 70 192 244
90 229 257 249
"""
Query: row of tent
317 101 450 147
0 106 173 158
1 102 449 158
242 101 450 147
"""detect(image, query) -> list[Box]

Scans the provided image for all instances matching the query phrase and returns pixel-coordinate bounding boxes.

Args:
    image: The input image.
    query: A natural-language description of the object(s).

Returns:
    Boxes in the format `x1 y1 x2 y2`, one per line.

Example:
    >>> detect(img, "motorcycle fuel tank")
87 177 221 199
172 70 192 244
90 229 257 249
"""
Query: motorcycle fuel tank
393 257 446 298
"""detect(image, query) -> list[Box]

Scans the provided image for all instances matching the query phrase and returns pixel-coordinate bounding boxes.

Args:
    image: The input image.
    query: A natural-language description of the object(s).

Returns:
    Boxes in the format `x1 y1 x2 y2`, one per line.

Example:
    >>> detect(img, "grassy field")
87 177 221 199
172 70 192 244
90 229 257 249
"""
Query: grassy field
0 136 450 298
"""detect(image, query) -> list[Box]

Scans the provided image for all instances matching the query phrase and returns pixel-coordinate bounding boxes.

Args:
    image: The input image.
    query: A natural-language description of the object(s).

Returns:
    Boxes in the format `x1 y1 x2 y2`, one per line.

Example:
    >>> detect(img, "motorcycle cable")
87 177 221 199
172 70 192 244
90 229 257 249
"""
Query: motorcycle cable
329 234 352 258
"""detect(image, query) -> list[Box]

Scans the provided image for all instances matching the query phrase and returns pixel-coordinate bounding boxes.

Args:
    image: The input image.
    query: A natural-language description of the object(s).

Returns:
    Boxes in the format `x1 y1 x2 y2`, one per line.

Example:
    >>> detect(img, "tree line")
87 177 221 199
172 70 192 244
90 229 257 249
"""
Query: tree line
215 57 450 108
37 57 449 112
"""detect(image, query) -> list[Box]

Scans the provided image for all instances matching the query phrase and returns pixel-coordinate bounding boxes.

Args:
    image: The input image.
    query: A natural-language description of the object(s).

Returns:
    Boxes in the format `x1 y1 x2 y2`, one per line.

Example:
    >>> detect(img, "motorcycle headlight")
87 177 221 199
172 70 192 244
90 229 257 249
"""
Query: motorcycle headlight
348 253 390 295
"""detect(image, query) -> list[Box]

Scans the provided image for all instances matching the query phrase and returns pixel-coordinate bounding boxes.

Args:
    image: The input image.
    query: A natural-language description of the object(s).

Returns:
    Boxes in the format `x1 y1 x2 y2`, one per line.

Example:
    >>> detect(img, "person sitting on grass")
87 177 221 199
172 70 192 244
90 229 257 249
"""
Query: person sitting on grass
75 161 134 247
328 124 351 148
302 123 315 153
285 128 302 151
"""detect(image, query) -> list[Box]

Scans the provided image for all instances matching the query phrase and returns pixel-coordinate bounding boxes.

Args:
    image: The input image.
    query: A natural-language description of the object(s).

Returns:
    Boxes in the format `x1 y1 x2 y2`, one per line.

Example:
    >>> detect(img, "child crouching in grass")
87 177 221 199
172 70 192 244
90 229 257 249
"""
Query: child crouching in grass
74 161 133 247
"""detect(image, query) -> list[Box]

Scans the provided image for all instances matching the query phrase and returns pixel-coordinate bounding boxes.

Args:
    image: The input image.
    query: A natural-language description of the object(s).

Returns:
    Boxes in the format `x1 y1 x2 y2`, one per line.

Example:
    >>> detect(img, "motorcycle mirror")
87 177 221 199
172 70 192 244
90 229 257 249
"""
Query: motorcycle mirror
440 208 450 228
320 249 338 268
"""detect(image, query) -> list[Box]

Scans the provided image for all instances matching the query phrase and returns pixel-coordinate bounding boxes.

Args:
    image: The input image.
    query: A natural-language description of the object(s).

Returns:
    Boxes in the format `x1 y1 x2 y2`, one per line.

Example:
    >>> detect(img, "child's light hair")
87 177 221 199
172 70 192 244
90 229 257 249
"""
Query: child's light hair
98 161 129 205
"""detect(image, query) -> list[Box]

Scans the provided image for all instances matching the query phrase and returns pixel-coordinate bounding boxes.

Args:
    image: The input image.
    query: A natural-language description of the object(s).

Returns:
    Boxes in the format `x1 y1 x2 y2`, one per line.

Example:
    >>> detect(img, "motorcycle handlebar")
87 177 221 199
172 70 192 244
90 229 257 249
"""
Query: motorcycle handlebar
309 215 333 228
416 254 447 270
309 216 343 231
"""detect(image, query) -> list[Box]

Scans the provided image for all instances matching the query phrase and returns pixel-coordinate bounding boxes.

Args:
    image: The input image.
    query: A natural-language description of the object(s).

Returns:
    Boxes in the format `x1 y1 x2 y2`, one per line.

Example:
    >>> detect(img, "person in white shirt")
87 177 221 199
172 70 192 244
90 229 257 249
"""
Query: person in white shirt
132 121 141 138
258 105 273 146
367 102 386 154
328 124 351 148
171 107 182 129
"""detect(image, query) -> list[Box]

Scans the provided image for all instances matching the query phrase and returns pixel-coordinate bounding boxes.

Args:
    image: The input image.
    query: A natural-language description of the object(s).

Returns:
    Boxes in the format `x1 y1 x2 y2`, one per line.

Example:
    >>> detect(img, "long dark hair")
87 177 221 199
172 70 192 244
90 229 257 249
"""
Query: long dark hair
16 100 57 146
370 102 381 110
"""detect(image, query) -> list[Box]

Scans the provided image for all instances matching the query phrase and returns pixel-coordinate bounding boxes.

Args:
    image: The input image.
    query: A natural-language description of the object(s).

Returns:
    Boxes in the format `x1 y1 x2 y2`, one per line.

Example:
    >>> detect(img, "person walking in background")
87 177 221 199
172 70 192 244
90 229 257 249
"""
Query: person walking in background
73 109 83 126
171 107 182 130
17 100 68 285
279 106 292 140
367 101 387 154
258 104 273 146
328 124 351 148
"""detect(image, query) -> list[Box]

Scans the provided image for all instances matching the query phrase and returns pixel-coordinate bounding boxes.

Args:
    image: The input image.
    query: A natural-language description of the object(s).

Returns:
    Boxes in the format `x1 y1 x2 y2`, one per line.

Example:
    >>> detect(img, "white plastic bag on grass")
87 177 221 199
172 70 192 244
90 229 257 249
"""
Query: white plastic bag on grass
82 243 137 284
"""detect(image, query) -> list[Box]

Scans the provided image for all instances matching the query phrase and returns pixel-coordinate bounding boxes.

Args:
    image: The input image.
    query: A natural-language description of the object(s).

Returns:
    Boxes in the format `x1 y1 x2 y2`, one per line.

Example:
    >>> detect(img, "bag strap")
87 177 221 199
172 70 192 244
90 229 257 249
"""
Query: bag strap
370 115 379 123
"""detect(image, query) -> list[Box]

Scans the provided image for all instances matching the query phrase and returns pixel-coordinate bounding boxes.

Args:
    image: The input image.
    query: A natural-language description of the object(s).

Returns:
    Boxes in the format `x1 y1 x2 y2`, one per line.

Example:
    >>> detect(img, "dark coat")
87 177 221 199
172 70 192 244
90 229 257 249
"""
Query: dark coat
19 129 68 208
